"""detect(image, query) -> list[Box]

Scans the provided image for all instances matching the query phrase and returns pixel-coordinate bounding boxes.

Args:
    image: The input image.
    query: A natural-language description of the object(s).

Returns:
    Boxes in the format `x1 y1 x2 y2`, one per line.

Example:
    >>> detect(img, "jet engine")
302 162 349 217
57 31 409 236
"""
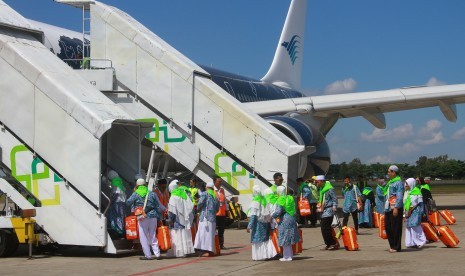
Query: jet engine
265 116 330 179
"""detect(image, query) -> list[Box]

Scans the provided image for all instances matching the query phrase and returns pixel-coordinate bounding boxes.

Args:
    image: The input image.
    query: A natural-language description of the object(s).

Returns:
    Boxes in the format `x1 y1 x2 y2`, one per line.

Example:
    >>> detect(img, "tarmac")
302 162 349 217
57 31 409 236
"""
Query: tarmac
1 194 464 276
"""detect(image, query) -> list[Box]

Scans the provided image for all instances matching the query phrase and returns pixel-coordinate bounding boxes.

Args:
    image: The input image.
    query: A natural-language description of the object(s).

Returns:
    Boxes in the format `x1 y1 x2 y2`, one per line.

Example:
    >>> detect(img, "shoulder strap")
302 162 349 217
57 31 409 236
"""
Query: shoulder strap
143 191 149 211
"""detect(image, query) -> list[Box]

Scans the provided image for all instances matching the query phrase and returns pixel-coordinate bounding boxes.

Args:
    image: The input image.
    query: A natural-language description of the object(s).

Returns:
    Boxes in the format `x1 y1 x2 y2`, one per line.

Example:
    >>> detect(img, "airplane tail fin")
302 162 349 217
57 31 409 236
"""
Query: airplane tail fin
261 0 307 90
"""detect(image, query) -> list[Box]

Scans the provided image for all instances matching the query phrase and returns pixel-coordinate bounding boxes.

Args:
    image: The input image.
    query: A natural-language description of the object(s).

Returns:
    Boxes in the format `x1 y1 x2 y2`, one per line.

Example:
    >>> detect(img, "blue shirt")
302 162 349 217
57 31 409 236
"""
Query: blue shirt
321 188 338 218
384 178 404 211
197 192 219 222
126 191 166 219
342 184 361 213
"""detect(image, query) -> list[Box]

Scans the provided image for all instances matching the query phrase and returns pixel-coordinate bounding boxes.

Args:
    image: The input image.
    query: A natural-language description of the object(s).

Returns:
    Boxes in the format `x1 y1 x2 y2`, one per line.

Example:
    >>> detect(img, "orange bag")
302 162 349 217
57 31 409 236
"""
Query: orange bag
291 228 303 254
421 222 438 242
440 209 456 225
125 216 139 240
379 215 387 239
331 228 340 247
437 225 460 248
388 196 397 209
215 234 221 255
157 225 171 251
270 229 281 254
298 196 311 217
373 212 380 228
341 226 359 251
429 211 441 226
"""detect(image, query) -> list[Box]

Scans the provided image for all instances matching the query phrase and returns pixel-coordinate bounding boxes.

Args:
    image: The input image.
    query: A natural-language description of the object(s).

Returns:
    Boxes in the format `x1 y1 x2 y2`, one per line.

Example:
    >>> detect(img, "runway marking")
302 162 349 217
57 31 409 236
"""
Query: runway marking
128 243 251 276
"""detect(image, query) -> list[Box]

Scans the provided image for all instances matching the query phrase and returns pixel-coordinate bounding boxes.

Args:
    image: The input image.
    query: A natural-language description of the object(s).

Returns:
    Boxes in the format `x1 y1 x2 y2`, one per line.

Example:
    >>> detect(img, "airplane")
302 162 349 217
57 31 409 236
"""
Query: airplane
13 0 465 182
2 0 465 257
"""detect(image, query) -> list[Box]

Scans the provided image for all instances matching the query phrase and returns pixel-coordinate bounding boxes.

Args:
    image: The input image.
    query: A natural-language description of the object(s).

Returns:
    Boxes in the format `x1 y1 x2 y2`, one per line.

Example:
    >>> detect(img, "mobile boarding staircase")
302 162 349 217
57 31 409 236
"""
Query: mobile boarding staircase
0 1 153 256
0 0 306 256
68 0 307 198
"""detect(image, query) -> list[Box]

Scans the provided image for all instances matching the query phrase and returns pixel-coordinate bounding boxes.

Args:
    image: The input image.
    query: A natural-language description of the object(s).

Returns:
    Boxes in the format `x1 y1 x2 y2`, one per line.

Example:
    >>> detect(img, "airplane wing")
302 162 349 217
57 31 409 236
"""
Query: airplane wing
244 83 465 129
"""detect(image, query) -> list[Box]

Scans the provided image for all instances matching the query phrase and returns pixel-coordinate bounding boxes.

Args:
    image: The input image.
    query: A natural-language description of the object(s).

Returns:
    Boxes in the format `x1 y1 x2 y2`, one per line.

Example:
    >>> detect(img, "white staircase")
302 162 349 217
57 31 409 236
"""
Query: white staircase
0 1 151 253
81 1 305 206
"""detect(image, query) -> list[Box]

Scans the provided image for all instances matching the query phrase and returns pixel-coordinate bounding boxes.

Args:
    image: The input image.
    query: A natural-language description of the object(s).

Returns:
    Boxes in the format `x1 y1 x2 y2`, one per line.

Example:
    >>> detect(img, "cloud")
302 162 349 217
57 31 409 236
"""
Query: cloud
327 134 342 143
419 119 441 135
452 127 465 140
367 155 392 164
330 149 352 164
324 78 357 95
360 124 414 142
425 77 446 86
388 143 419 156
415 132 445 145
415 119 445 145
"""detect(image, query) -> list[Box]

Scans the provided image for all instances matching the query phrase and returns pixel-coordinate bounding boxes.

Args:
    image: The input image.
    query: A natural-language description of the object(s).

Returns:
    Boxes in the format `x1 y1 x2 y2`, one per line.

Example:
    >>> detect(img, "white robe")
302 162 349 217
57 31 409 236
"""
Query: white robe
194 219 216 253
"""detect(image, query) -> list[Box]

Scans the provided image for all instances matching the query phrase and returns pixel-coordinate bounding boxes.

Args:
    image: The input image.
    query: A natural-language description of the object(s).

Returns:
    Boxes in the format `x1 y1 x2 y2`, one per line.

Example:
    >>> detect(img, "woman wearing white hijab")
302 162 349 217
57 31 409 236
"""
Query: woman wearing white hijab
263 187 278 229
247 185 277 260
167 180 195 257
403 178 427 248
272 185 300 261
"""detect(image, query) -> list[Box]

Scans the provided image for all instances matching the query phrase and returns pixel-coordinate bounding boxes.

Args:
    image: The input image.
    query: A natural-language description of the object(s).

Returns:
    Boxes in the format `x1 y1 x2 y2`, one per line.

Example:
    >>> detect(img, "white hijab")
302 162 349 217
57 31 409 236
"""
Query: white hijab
263 187 276 216
168 180 194 229
249 185 270 223
403 178 423 206
277 185 286 197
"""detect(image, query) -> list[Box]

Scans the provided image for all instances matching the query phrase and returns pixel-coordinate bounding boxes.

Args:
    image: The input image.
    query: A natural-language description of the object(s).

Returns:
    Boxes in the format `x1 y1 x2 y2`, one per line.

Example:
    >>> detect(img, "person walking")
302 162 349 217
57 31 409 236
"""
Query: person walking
404 178 427 249
341 176 360 234
375 177 387 215
359 186 375 228
127 178 165 260
384 165 404 253
307 177 319 227
167 180 195 257
247 185 277 260
315 175 339 250
213 175 228 249
272 185 300 261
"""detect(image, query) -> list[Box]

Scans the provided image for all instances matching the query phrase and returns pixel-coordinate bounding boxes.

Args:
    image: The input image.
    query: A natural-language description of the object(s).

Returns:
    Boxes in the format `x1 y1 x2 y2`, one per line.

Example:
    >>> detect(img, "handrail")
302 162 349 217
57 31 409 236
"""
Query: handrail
101 191 111 215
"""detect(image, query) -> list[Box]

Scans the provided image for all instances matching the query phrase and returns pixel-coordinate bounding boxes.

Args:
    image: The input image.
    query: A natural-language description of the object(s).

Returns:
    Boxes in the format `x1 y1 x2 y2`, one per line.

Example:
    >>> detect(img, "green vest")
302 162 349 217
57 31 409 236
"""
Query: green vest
189 187 199 205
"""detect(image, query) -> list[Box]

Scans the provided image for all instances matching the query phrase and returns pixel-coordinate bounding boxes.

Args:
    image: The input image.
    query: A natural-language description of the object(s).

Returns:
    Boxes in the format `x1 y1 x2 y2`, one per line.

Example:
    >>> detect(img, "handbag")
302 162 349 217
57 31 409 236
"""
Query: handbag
298 195 311 216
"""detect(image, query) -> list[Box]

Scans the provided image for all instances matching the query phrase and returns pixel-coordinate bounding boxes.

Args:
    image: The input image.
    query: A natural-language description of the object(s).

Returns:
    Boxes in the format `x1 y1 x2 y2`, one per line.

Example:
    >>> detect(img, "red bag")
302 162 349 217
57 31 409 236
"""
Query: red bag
421 222 438 242
437 225 460 248
342 226 359 251
125 216 139 240
157 225 171 251
291 229 303 254
331 228 340 247
440 209 456 225
215 234 221 255
429 211 441 226
373 212 380 228
298 196 311 217
270 229 281 254
379 215 387 239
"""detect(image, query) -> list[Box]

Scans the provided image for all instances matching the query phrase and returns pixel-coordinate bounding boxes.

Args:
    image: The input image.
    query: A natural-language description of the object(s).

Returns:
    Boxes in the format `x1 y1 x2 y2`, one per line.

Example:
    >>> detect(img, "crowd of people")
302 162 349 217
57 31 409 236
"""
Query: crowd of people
105 164 436 261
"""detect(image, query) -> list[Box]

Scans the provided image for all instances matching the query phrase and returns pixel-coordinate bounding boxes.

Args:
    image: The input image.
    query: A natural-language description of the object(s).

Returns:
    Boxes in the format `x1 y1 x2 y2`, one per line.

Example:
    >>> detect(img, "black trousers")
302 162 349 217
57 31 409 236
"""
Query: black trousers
216 216 226 246
385 209 404 251
321 216 336 246
309 203 318 225
342 211 359 230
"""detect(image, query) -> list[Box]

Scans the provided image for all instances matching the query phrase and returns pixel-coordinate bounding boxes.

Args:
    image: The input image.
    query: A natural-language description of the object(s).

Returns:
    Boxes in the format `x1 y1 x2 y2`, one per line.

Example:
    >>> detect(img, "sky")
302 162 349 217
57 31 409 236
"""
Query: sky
4 0 465 165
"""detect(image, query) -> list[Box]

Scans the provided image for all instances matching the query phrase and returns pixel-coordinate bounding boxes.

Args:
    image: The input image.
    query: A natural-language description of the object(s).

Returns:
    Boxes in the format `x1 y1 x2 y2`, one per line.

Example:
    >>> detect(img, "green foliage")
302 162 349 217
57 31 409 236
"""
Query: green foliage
329 155 465 180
